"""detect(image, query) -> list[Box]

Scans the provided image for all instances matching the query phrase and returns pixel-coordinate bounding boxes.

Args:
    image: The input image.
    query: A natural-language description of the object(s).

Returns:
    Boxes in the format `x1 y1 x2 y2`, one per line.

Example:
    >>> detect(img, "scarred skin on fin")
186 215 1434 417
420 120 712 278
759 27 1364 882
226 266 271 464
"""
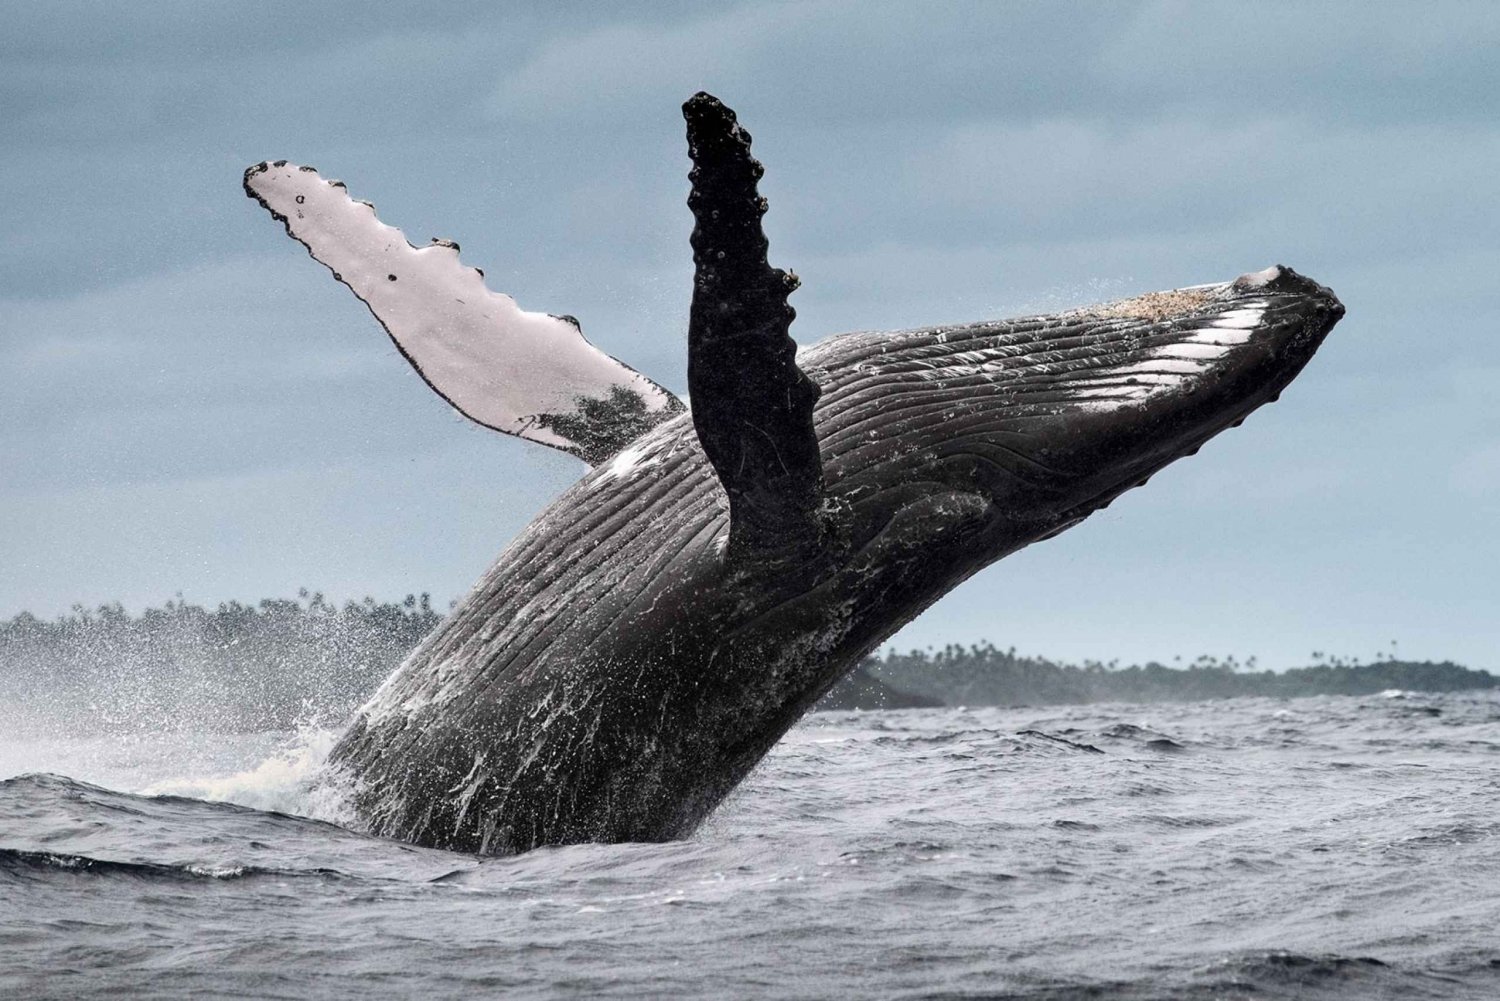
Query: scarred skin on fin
244 94 1344 855
243 161 682 463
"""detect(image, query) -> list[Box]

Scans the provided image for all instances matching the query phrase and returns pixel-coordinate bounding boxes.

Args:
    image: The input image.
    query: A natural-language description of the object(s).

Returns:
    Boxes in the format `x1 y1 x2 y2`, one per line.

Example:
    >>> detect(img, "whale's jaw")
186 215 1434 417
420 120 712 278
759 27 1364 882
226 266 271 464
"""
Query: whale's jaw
805 264 1344 542
1019 265 1343 524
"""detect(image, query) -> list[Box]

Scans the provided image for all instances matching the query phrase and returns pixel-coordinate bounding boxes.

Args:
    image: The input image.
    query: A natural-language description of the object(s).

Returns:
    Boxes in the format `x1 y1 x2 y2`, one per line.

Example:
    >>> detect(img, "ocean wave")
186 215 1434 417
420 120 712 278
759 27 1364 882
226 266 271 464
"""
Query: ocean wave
3 695 1499 998
0 846 358 885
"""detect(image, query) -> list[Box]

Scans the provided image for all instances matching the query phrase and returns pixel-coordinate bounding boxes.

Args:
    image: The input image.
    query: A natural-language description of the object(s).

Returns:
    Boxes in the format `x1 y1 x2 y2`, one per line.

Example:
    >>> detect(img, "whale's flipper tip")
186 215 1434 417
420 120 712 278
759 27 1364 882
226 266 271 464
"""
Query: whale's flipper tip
243 161 683 465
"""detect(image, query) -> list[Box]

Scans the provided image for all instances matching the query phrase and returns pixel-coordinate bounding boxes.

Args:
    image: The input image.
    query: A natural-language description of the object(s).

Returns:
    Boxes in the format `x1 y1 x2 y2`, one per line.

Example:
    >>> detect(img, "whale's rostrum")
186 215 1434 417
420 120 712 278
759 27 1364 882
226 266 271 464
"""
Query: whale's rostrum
244 93 1344 854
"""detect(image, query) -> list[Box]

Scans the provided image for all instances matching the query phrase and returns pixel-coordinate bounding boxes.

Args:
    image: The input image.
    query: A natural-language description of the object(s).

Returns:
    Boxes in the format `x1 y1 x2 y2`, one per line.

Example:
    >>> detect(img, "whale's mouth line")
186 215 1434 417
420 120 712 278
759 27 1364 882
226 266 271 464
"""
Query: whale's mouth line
1039 269 1340 413
801 265 1340 535
1058 297 1274 402
1040 270 1343 521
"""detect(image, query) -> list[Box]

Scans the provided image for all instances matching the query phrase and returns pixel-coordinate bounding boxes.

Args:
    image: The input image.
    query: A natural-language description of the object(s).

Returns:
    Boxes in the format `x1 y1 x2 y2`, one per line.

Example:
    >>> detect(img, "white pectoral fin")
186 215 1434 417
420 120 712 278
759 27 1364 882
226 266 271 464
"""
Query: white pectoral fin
243 161 683 463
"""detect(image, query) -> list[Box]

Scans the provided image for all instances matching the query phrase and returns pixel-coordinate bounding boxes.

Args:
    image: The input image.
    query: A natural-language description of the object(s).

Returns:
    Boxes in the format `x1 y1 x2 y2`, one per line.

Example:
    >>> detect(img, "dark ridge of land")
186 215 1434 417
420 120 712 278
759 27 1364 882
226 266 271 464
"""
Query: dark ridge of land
860 643 1495 709
0 596 1490 731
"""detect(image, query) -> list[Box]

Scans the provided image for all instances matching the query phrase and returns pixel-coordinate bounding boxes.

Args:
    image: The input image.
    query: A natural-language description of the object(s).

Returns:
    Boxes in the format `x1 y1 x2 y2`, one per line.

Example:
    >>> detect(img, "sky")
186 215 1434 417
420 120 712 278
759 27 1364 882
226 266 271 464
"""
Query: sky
3 1 1496 670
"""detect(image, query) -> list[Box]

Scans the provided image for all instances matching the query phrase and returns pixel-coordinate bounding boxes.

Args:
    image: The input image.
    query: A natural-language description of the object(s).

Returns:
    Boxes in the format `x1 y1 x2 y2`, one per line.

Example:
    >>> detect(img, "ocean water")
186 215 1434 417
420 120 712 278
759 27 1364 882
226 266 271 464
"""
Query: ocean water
3 692 1499 1000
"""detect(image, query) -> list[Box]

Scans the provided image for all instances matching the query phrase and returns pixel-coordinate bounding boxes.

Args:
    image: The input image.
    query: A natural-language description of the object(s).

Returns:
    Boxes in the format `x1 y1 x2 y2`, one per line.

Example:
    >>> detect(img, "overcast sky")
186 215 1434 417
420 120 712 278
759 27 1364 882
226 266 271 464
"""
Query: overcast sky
3 1 1496 669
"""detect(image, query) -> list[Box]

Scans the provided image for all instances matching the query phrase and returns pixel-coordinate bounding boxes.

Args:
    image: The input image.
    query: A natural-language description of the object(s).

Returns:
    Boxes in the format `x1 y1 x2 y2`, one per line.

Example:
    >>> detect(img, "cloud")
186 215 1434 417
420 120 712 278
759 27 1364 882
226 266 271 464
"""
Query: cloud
489 0 1500 138
1452 441 1500 495
0 255 449 492
488 2 1137 129
1099 0 1500 124
489 4 774 123
0 438 580 620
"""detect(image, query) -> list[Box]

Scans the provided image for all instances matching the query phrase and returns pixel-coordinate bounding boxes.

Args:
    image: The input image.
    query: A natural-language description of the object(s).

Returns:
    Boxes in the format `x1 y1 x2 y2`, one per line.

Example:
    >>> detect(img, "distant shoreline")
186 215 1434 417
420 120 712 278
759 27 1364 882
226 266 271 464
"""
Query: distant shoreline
2 595 1491 728
845 644 1494 711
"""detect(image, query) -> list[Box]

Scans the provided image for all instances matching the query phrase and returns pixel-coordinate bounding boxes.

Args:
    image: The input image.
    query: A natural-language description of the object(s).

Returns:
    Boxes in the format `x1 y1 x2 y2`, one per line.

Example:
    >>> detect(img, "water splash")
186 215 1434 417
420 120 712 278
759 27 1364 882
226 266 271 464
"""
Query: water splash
143 724 357 826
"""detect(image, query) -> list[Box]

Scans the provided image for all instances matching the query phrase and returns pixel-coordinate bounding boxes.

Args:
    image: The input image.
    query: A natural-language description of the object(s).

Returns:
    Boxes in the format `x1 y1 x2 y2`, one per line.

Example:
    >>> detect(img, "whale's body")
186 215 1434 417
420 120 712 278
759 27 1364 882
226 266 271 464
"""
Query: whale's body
246 95 1343 854
331 282 1339 854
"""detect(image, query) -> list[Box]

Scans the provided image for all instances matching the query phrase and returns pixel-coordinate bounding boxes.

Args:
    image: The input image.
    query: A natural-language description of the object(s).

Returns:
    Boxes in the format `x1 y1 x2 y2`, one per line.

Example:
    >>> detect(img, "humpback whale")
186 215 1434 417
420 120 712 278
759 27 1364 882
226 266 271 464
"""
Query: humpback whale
244 93 1343 854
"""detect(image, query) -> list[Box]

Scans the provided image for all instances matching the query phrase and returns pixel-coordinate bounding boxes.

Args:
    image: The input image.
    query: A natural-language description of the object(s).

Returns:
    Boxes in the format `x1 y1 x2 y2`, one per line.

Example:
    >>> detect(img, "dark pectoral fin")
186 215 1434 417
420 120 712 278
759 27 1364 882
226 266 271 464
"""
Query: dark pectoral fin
683 93 824 556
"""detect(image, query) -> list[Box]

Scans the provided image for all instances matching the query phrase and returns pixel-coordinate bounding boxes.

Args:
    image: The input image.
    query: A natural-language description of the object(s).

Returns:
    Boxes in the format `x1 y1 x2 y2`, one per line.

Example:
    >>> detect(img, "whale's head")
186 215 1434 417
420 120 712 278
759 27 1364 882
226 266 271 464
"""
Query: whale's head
809 265 1344 546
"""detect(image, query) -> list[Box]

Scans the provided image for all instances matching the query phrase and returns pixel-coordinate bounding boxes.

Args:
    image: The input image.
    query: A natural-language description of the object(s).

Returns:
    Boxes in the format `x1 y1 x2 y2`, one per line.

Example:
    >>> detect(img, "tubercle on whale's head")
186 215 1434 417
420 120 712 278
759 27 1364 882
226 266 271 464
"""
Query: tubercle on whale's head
814 265 1344 544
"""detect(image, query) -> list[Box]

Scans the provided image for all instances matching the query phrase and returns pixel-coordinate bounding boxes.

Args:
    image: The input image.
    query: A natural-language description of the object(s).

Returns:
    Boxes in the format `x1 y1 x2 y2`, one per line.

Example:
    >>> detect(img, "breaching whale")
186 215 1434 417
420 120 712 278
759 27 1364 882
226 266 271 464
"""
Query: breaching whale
244 93 1344 854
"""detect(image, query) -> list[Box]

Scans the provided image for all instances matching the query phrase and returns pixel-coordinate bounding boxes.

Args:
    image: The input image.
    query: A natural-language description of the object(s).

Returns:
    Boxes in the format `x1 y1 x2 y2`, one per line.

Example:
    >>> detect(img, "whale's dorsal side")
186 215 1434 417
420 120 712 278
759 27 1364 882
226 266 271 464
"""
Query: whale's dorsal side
682 94 825 557
243 161 684 464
